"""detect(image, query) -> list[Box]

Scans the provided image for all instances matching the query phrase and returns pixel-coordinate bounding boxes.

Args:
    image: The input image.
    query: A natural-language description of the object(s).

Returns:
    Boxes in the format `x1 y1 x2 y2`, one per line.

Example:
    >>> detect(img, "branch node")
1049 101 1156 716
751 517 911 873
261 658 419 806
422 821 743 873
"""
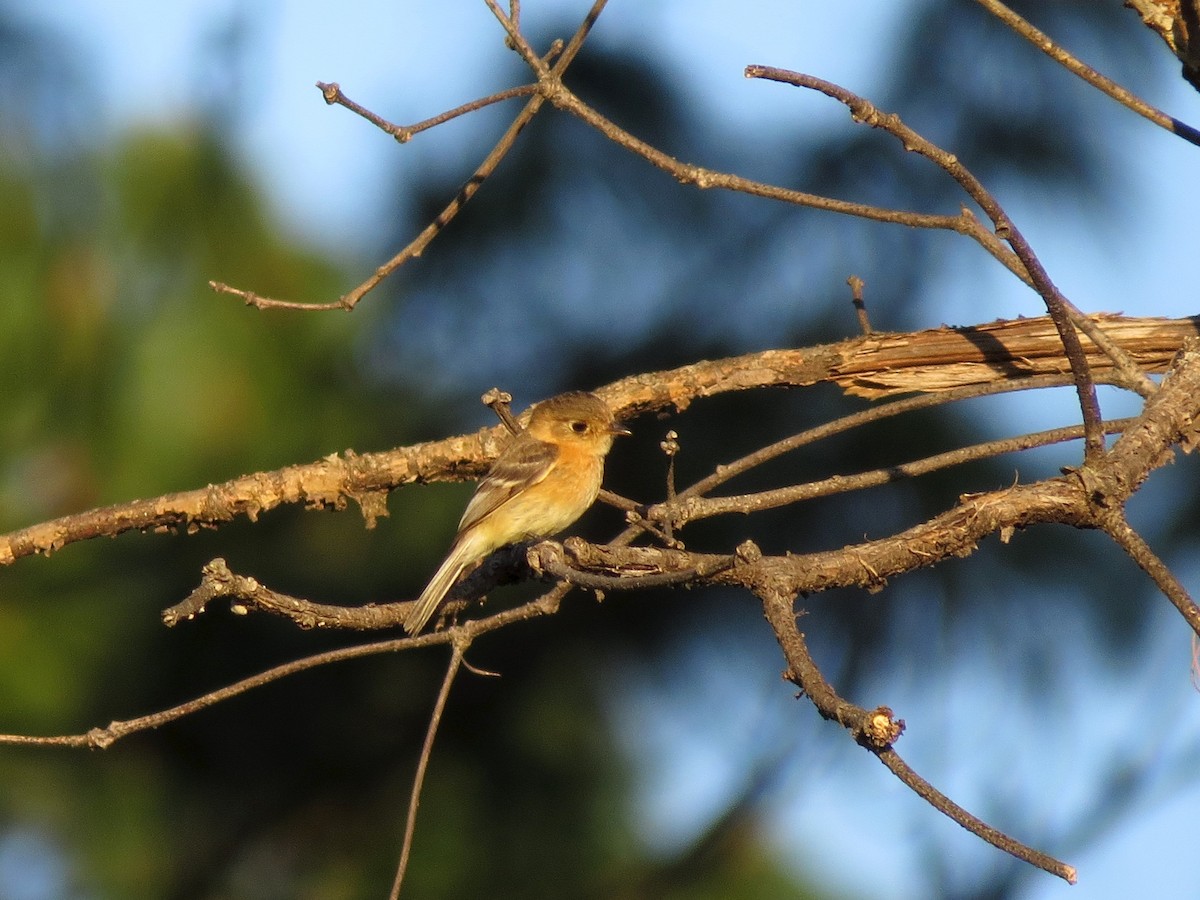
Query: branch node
482 388 521 435
735 540 763 564
856 706 906 750
847 274 872 335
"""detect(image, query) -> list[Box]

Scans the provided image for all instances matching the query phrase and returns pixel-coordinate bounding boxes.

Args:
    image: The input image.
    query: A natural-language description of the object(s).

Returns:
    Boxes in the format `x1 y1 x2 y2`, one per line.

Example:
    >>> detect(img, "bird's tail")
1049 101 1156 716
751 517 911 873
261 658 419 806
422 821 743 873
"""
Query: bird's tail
404 535 481 635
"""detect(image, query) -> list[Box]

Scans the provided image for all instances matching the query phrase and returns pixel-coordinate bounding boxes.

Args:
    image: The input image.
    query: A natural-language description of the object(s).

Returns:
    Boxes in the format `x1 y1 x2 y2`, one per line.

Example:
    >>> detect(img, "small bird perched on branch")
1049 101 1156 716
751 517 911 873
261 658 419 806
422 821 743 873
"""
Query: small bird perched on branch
404 391 629 635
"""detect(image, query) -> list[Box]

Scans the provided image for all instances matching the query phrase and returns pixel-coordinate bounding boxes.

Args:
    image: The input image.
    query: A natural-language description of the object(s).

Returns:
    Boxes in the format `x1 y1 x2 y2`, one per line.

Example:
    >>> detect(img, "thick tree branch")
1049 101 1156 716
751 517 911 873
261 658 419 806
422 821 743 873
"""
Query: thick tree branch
3 314 1195 567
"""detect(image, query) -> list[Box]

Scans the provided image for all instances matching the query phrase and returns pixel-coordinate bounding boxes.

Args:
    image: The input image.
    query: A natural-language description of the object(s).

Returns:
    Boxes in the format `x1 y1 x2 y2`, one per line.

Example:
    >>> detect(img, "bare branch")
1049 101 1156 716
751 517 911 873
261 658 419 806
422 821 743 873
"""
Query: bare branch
0 579 575 751
3 314 1193 567
163 557 412 630
1100 512 1200 637
745 64 1160 401
530 538 735 591
976 0 1200 146
0 634 424 749
668 373 1107 509
482 387 522 435
661 417 1135 527
874 750 1076 883
758 585 1077 883
391 643 465 899
847 275 872 335
744 67 1110 455
316 80 538 144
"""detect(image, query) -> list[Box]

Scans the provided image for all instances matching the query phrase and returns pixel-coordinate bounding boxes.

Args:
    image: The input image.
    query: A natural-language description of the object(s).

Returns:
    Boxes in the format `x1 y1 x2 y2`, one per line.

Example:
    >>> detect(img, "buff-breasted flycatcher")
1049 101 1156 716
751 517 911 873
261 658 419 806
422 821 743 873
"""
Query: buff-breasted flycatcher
404 391 629 635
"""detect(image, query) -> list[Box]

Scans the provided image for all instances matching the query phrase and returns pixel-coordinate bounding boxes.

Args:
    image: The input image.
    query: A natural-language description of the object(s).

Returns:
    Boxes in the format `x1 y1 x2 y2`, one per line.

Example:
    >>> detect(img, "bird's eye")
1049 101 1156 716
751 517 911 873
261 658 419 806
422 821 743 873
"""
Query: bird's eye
570 420 588 434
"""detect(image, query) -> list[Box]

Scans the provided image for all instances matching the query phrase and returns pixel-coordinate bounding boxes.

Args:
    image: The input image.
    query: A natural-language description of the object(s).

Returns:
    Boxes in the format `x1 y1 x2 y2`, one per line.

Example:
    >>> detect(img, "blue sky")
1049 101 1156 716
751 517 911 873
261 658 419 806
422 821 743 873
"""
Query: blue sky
13 1 1200 897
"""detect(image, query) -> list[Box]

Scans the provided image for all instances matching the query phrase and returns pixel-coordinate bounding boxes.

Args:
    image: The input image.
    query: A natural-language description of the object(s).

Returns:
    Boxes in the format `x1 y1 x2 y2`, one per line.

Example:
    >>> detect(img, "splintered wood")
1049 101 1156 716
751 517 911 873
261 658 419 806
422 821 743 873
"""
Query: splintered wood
829 314 1200 398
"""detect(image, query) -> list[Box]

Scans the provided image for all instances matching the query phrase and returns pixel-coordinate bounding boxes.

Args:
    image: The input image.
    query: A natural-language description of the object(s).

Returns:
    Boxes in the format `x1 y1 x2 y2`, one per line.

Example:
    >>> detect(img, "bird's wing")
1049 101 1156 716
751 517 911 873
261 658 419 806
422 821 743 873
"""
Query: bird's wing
457 436 559 532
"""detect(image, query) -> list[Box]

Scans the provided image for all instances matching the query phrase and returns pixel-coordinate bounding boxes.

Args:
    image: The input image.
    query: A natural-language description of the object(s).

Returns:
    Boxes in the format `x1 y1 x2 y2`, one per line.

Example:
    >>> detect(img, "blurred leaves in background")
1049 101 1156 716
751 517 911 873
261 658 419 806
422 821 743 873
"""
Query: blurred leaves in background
0 2 1196 898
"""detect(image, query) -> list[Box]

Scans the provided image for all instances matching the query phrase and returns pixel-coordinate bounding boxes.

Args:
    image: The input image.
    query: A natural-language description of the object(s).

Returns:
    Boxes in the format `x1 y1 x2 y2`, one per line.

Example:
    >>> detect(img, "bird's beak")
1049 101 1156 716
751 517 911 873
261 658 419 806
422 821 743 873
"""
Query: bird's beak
611 423 632 437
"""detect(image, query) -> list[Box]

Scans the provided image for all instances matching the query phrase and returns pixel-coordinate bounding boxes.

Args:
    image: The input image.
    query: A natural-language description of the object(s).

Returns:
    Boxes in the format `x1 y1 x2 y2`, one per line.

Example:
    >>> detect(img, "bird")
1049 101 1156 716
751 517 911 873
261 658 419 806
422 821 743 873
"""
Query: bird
404 391 630 635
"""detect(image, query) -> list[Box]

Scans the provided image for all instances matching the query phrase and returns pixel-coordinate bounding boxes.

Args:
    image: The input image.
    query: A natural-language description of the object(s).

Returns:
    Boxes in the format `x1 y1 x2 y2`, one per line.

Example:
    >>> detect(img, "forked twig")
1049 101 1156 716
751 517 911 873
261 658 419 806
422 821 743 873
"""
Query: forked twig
317 80 538 144
743 64 1159 403
662 416 1135 527
213 0 609 312
745 67 1112 458
661 372 1128 517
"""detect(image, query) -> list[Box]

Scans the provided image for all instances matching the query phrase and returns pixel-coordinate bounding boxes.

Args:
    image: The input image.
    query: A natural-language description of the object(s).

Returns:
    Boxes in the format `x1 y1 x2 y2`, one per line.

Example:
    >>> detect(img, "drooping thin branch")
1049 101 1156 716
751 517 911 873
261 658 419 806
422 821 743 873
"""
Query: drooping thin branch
758 585 1077 883
1099 511 1200 638
875 750 1077 884
975 0 1200 147
391 643 466 899
0 634 424 749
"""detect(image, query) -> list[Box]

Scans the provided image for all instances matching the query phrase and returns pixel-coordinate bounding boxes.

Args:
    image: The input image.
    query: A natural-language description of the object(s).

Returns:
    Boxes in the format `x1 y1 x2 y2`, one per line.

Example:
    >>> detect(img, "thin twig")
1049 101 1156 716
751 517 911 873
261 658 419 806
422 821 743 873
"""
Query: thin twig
0 634 428 749
744 66 1110 457
847 275 872 335
317 81 538 144
213 0 618 313
0 581 569 750
214 73 547 312
975 0 1200 148
875 749 1077 883
1100 511 1200 638
391 643 466 898
661 430 680 545
482 388 522 435
662 417 1135 527
672 373 1107 508
759 586 1077 883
